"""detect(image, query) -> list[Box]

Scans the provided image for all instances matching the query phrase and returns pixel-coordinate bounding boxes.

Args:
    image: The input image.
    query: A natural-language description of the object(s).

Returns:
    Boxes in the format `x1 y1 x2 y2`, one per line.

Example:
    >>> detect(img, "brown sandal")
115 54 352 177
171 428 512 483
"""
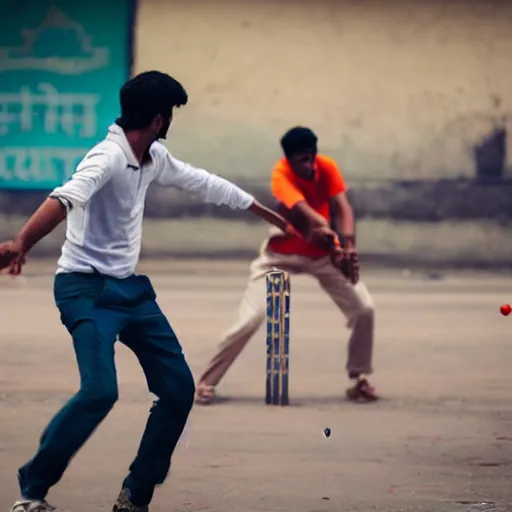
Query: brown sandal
346 377 379 403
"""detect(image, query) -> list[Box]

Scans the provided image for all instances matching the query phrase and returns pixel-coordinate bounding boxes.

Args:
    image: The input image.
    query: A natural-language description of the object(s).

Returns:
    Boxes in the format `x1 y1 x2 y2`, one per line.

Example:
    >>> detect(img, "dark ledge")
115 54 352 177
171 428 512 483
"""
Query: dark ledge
1 178 511 221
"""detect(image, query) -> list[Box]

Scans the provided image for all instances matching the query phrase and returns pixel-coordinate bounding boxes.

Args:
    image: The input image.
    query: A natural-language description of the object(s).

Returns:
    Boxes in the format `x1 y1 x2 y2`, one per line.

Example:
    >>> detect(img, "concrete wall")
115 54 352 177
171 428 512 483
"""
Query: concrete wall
1 0 512 267
135 0 512 182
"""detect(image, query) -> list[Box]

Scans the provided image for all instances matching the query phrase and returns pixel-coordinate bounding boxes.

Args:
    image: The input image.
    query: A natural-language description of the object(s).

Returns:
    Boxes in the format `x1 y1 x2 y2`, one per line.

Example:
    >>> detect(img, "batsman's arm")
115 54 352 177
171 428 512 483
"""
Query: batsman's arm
332 192 356 249
271 170 339 246
293 201 332 229
155 149 295 234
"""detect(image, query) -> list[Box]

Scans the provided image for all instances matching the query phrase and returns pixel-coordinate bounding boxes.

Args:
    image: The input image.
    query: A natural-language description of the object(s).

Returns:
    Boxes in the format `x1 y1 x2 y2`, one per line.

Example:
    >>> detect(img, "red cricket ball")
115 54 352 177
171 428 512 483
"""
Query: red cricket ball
500 304 511 316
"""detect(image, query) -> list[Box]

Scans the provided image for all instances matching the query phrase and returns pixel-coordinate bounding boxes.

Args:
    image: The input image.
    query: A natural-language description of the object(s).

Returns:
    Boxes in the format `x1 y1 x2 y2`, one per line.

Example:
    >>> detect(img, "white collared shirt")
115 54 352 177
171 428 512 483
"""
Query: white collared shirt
50 124 254 278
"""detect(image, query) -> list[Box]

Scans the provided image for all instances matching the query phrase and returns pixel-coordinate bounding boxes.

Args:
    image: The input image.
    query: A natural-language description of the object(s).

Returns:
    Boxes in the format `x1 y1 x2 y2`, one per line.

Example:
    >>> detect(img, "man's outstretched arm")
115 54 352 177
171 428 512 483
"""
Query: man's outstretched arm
0 198 67 274
16 198 67 254
156 150 296 234
0 150 114 274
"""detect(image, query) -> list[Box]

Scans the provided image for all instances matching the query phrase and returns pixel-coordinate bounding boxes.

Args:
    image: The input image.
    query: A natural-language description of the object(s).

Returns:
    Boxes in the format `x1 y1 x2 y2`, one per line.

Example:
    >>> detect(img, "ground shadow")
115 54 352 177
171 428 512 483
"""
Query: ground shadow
207 394 386 407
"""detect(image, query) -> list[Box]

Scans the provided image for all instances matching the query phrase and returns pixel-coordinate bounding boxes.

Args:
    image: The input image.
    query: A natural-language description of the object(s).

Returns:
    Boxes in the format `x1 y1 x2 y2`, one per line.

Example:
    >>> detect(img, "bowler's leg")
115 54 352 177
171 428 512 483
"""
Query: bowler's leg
118 305 195 508
18 275 122 502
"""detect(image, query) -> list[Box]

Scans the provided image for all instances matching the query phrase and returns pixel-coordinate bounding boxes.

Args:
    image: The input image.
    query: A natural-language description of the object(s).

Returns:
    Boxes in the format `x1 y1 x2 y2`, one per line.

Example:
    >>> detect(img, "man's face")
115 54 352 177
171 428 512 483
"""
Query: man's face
288 151 316 179
157 115 172 140
151 114 172 140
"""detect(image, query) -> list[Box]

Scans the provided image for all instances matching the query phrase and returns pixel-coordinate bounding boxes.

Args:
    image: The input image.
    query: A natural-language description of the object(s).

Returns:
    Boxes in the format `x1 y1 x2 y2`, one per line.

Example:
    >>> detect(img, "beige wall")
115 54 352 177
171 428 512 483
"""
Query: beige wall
134 0 512 182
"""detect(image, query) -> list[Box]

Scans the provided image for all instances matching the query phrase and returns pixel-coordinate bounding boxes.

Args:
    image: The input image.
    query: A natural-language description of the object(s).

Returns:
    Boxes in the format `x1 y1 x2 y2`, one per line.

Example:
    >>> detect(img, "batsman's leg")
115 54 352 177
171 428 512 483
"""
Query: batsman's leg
196 249 308 404
16 273 123 505
195 256 269 400
311 258 377 400
118 284 195 508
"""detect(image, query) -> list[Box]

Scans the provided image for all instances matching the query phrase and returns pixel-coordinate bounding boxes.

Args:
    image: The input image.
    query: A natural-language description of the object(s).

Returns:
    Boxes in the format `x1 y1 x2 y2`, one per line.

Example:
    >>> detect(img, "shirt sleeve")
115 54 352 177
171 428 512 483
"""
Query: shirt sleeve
49 148 114 209
321 156 347 196
154 147 254 210
271 167 306 209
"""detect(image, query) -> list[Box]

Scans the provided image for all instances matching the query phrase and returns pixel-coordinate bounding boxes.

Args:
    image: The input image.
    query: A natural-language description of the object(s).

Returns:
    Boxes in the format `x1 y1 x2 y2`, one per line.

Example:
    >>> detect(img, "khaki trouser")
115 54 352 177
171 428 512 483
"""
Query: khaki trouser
198 243 375 387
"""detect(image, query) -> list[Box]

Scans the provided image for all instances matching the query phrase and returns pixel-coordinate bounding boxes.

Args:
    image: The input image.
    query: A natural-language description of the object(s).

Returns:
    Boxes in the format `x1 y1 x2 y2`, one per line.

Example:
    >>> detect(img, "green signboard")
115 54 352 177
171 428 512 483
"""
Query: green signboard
0 0 135 189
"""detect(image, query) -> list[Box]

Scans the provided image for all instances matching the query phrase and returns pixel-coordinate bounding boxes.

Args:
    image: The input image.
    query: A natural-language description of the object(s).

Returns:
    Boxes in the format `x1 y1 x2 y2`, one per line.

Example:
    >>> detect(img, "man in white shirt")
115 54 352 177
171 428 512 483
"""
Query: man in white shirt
0 71 296 512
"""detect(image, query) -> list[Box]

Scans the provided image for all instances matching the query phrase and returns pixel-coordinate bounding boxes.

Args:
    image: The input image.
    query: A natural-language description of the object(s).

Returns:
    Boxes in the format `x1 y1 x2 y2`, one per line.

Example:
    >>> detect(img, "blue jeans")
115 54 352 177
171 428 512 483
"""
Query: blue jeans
18 272 195 505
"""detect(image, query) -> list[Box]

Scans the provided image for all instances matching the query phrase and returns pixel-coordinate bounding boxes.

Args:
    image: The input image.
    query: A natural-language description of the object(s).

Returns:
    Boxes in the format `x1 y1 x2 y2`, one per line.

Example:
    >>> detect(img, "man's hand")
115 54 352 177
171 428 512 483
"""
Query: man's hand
0 198 67 277
307 224 338 249
330 246 360 284
0 239 26 275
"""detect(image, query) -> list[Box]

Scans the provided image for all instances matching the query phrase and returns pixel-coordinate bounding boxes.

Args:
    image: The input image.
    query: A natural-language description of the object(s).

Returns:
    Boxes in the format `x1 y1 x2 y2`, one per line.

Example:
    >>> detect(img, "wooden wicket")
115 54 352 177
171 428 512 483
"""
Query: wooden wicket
265 270 290 406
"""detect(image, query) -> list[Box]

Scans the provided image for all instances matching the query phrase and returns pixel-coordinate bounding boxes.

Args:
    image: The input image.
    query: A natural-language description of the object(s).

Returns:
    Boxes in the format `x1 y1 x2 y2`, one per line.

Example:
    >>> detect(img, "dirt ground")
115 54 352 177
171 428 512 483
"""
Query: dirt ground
0 260 511 512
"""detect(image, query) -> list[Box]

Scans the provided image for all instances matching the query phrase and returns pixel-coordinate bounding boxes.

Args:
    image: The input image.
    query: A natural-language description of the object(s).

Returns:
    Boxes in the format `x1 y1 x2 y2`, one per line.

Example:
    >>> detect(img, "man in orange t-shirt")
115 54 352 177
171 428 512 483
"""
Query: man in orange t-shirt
196 126 377 403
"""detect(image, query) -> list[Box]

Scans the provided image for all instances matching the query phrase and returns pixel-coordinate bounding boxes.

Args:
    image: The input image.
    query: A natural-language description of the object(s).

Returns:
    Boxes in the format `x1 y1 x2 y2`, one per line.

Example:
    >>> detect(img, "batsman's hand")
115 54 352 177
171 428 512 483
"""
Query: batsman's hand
307 225 338 250
0 239 26 275
330 246 360 285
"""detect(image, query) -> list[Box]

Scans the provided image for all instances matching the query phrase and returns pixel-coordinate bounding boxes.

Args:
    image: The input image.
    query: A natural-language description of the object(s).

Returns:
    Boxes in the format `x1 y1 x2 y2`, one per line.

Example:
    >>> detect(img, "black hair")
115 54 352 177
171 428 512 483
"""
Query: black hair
117 70 188 130
280 126 318 158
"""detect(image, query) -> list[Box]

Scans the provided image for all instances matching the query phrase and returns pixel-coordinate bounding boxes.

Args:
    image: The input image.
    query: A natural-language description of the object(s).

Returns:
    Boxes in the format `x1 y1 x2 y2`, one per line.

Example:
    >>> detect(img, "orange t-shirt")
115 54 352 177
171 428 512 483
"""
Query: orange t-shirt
267 154 347 258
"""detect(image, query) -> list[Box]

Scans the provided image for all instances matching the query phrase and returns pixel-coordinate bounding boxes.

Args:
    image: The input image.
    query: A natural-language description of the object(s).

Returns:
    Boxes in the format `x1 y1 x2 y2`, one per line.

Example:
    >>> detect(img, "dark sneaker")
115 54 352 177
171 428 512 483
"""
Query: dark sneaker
113 489 148 512
11 501 56 512
346 377 379 402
